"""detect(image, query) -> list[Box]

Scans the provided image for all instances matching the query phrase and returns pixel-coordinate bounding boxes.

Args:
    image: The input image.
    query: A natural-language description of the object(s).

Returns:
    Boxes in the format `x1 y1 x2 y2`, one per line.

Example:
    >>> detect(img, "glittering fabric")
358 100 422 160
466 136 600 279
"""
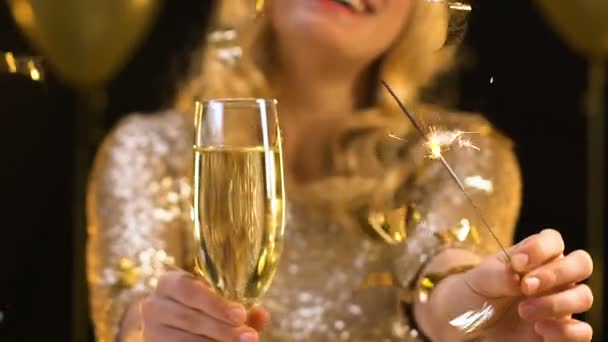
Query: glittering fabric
86 109 521 341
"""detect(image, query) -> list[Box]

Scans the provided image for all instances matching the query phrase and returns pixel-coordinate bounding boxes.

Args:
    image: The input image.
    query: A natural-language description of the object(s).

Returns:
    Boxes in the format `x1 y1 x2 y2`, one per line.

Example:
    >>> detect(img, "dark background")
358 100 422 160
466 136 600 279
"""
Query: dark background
0 0 605 341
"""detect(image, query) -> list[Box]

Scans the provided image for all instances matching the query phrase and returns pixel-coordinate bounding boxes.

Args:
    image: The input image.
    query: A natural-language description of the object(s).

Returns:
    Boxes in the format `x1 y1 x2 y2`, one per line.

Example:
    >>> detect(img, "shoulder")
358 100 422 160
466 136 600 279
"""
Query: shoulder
107 110 191 149
90 110 192 194
98 110 191 168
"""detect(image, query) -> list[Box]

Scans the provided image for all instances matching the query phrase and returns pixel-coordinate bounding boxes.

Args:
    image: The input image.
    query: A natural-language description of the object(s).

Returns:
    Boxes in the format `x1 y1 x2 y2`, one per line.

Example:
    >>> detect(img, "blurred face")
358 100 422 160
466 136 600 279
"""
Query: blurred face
268 0 412 66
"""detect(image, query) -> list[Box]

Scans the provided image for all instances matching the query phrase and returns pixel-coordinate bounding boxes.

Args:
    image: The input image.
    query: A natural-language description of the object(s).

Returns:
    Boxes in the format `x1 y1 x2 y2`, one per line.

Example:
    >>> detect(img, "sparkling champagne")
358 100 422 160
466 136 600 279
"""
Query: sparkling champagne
192 146 285 305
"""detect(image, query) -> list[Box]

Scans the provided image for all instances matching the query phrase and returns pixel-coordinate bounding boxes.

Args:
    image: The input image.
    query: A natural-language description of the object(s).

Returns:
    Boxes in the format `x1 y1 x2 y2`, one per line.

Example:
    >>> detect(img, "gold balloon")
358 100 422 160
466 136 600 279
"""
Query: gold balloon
535 0 608 57
8 0 161 88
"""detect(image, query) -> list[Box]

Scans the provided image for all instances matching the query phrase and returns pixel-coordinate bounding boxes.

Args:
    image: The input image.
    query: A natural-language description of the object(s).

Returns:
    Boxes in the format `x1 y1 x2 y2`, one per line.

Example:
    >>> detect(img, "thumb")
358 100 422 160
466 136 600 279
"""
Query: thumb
247 306 270 332
464 253 523 299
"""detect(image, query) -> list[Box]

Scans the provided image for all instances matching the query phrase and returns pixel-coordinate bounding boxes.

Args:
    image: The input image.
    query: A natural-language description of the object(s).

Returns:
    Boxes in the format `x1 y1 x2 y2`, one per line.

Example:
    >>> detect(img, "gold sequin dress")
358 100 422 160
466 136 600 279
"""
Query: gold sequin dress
87 108 521 341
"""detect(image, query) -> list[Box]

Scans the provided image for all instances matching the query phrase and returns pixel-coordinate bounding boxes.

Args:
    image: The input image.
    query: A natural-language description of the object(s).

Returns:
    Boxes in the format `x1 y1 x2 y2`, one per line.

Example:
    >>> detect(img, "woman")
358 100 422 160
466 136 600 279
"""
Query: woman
87 0 594 341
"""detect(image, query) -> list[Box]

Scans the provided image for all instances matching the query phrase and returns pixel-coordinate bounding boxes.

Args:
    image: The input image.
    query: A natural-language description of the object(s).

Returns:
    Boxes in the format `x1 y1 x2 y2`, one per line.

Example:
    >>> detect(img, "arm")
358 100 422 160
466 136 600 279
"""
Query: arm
86 114 191 341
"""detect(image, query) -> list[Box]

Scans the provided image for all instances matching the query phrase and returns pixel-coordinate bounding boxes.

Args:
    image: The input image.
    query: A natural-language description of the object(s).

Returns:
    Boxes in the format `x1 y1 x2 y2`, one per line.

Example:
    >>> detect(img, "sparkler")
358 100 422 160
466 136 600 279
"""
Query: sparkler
380 80 511 262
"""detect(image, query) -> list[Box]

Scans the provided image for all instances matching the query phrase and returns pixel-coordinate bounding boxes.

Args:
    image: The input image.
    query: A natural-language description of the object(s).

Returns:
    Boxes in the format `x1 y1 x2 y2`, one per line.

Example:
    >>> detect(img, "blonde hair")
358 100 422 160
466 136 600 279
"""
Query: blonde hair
176 0 462 224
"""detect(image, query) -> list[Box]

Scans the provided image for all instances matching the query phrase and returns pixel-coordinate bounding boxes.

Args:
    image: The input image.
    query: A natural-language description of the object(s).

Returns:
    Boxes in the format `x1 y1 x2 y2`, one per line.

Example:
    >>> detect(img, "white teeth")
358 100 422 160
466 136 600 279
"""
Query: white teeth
349 0 366 12
335 0 366 12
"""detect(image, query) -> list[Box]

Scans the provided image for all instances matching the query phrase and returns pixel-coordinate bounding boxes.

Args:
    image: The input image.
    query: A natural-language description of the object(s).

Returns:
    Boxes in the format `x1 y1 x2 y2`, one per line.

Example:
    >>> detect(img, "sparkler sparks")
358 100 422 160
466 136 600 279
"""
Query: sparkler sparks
380 80 510 262
388 133 407 143
424 126 480 159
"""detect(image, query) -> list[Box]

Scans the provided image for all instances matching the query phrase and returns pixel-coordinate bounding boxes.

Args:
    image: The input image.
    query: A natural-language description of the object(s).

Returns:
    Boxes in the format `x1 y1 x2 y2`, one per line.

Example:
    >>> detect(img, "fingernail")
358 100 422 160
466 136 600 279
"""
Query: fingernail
524 276 540 294
520 300 538 317
509 269 521 283
534 320 555 335
228 307 246 324
240 332 258 342
511 253 529 272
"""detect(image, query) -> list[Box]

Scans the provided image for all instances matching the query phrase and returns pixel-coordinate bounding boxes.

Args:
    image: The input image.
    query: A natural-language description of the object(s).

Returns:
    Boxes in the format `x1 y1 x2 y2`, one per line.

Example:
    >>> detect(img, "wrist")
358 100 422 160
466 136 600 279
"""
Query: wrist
410 248 483 340
416 248 481 299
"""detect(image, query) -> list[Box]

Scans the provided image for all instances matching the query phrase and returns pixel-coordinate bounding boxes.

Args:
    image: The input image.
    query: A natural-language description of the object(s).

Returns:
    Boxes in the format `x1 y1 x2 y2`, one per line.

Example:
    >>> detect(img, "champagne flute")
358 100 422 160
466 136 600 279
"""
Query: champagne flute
192 98 285 307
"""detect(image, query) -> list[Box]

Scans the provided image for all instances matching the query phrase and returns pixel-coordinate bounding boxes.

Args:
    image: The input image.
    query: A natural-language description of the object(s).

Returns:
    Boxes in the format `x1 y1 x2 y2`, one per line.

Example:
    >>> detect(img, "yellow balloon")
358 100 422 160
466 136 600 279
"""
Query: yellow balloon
8 0 161 88
535 0 608 57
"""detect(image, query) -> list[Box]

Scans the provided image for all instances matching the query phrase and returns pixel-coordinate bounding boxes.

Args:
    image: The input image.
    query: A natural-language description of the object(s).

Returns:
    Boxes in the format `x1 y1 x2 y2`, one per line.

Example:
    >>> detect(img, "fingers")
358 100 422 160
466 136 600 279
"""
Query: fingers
143 324 216 342
247 306 271 331
534 319 593 342
465 255 521 298
142 295 258 342
156 271 247 325
518 284 593 321
510 229 565 273
521 250 593 296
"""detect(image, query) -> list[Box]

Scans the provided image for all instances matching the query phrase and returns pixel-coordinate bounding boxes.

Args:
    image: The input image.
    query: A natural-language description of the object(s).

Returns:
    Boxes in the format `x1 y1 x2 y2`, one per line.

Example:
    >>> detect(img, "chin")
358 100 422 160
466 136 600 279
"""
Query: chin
288 19 353 48
274 1 366 41
270 2 370 60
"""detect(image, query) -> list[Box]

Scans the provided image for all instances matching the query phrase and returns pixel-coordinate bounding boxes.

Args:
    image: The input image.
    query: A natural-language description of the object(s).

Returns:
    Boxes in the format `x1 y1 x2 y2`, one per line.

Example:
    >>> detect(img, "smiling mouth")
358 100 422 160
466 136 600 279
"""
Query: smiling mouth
331 0 368 13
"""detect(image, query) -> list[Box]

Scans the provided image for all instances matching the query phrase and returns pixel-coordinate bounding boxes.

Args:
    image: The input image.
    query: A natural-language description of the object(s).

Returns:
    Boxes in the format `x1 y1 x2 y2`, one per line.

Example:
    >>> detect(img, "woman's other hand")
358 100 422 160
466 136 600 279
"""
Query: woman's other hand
141 270 269 342
463 229 593 341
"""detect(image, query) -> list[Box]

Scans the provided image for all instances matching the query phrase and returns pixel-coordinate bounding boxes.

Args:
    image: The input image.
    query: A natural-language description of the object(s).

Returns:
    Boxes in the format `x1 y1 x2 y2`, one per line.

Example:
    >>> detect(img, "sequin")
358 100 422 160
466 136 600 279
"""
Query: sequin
449 302 495 333
464 175 494 193
87 110 522 341
116 258 140 288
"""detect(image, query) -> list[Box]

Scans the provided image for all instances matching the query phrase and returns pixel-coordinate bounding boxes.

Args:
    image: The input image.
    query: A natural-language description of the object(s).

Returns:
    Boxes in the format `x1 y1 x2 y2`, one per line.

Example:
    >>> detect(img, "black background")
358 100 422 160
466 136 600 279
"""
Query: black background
0 0 605 341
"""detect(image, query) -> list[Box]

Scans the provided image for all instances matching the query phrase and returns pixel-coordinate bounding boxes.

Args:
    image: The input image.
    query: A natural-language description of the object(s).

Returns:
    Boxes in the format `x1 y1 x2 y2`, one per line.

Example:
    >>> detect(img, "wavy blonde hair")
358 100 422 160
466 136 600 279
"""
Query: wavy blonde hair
176 0 463 224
